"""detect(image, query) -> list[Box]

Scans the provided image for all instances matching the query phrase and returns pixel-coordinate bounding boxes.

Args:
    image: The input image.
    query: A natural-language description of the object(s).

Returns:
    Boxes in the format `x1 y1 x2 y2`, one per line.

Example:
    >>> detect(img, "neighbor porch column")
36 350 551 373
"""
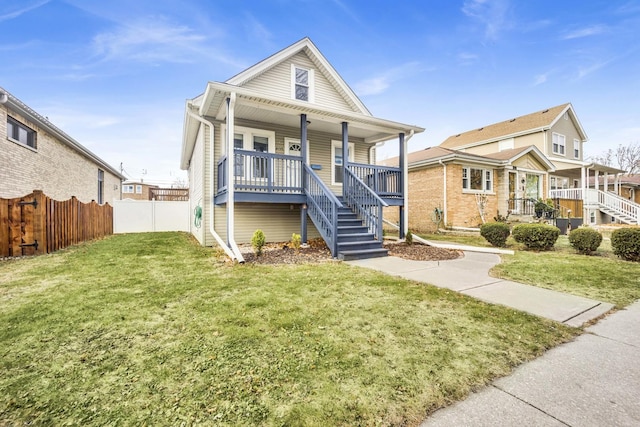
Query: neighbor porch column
581 166 587 219
342 122 349 197
300 114 308 244
399 132 406 239
604 172 609 193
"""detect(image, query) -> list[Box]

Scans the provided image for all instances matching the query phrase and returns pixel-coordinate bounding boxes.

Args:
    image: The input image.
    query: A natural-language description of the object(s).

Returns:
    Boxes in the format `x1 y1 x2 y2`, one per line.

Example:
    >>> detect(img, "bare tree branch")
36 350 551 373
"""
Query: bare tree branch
589 142 640 174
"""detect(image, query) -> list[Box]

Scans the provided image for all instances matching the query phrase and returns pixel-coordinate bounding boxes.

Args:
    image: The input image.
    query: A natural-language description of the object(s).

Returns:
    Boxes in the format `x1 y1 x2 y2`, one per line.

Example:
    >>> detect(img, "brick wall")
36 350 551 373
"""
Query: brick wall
1 106 121 204
387 164 501 233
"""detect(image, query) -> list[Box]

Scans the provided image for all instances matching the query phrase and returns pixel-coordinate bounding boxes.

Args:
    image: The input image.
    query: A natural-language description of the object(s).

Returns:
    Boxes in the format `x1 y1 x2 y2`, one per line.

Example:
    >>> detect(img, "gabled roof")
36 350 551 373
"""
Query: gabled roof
0 87 125 179
381 144 555 172
225 37 370 116
440 103 588 149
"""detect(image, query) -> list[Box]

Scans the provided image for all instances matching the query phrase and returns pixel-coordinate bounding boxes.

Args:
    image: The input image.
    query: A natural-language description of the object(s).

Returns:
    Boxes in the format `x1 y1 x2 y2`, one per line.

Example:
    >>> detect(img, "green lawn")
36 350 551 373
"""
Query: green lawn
0 232 577 426
420 231 640 308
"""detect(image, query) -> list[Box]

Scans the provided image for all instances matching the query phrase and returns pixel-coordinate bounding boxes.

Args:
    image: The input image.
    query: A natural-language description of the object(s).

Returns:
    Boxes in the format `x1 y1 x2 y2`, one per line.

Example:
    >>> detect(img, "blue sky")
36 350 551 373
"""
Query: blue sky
2 0 639 185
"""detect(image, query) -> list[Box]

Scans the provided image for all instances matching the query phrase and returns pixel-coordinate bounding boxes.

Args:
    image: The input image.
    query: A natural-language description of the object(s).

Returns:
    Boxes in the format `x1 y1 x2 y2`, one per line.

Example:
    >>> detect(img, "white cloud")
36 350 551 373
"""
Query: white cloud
0 0 50 22
576 60 611 79
92 16 207 64
353 62 422 96
462 0 512 41
458 52 479 64
562 25 607 40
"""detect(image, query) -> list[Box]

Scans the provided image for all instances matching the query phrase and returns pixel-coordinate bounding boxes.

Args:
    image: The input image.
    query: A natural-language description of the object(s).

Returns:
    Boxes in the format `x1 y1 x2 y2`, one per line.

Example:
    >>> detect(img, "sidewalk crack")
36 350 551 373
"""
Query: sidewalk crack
492 385 572 426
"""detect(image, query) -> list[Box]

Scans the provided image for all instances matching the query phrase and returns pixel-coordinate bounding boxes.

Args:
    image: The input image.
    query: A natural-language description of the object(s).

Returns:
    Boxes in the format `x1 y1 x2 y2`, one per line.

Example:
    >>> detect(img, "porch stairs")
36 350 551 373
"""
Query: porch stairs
335 200 388 261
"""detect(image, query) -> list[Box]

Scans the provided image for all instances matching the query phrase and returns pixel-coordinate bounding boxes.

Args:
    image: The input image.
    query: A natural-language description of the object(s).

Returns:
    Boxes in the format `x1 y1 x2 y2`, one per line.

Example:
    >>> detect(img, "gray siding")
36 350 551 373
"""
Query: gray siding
188 123 205 245
549 115 583 160
241 51 357 113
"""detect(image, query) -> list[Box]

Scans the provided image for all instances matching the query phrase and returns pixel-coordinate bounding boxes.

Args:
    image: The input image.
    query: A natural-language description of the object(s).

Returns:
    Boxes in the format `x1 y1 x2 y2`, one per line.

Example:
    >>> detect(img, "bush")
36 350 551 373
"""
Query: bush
568 227 602 255
291 233 301 252
480 222 510 247
611 228 640 261
512 223 559 251
251 229 266 256
405 231 413 245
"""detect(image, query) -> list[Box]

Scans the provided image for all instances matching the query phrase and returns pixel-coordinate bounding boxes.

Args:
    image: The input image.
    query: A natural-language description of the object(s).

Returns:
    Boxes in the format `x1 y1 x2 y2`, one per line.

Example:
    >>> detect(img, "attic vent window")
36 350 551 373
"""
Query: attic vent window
455 134 461 137
542 109 549 113
478 127 484 131
510 118 516 122
292 65 314 102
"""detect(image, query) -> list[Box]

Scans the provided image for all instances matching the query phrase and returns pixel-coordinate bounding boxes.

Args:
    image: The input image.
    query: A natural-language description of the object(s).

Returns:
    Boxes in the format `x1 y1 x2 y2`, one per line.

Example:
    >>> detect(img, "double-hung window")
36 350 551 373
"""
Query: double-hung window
228 126 275 181
574 139 580 159
97 169 104 204
552 133 566 155
292 65 314 102
462 166 492 192
123 184 134 193
136 185 142 194
7 116 36 149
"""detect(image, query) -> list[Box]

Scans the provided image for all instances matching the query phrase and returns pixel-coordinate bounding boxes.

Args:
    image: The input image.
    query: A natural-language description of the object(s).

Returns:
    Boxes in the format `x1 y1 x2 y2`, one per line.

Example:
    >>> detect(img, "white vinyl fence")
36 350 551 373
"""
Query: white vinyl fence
113 199 190 233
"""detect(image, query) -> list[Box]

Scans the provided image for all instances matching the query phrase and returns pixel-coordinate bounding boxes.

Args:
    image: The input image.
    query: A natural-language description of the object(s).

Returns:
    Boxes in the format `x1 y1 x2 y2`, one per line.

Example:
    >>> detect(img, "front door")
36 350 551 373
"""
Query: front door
285 138 302 189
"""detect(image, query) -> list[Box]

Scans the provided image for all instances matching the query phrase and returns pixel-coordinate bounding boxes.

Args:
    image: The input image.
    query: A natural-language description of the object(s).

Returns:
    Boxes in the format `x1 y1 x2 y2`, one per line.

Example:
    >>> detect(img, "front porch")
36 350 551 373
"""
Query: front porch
214 150 404 206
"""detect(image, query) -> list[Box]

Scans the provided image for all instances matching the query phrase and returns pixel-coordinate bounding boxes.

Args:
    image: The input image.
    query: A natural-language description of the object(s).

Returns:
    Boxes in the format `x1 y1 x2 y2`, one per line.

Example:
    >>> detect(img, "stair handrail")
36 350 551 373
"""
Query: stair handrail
304 164 343 256
344 167 388 240
595 189 640 224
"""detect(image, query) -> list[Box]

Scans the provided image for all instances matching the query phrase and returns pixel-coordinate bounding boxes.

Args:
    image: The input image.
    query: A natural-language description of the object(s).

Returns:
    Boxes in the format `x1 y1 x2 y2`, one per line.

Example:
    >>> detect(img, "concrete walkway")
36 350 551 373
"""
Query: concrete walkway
347 251 639 426
347 252 613 326
422 301 640 426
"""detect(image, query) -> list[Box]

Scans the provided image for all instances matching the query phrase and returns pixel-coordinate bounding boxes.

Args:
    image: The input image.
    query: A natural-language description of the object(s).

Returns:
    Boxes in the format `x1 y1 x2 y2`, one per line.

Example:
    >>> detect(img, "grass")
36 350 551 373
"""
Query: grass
0 232 578 426
420 231 640 308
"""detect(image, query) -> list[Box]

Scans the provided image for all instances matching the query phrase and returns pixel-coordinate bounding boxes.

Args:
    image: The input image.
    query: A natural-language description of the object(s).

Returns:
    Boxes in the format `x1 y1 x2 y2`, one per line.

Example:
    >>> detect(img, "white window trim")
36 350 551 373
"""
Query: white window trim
122 184 134 193
291 64 315 103
222 125 276 153
136 185 143 194
462 166 494 194
331 140 354 186
573 139 580 159
552 132 566 155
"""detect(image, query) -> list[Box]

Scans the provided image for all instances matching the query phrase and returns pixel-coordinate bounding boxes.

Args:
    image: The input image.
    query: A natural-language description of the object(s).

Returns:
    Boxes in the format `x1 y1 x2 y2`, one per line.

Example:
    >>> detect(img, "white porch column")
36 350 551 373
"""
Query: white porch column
581 165 587 219
604 172 609 193
594 170 600 191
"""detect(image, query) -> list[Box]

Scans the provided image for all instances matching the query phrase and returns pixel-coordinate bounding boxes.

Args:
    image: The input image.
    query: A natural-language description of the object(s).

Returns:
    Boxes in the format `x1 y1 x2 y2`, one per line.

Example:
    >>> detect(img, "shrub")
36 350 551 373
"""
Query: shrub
512 223 559 251
611 228 640 261
568 227 602 255
480 222 510 247
405 231 413 245
251 229 266 256
291 233 301 252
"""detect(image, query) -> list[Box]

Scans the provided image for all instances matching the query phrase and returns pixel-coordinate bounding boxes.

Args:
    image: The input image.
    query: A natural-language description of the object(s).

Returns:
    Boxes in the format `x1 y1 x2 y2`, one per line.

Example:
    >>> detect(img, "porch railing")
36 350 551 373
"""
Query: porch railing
348 163 402 199
508 198 537 216
216 150 304 195
344 168 388 240
550 188 640 224
304 164 342 256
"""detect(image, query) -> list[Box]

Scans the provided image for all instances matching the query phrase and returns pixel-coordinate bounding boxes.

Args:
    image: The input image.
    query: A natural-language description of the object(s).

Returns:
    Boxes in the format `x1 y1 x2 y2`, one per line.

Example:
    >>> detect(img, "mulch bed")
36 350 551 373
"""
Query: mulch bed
239 238 462 264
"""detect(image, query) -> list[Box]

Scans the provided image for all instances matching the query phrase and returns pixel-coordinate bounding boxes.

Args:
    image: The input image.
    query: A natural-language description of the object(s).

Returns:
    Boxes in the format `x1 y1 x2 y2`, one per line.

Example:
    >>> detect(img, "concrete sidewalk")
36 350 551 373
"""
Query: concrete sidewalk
347 251 638 426
347 252 613 326
421 301 640 426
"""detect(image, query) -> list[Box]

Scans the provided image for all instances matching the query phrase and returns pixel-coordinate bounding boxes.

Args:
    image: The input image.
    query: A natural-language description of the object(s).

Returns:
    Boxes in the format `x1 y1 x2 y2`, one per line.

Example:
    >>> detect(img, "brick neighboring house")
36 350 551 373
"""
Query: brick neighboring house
383 103 632 232
1 87 124 203
121 180 158 200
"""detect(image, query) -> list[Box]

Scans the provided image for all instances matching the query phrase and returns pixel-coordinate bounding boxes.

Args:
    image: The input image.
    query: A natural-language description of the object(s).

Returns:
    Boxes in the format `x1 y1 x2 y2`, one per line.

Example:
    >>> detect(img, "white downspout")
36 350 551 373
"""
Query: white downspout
226 93 245 263
438 159 447 228
185 107 238 261
402 130 415 237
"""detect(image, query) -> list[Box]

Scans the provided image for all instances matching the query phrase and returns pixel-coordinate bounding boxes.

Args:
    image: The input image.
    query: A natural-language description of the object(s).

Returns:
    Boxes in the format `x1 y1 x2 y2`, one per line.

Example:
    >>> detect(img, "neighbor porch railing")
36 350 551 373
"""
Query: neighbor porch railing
344 168 387 240
348 163 402 200
216 150 304 195
304 164 342 257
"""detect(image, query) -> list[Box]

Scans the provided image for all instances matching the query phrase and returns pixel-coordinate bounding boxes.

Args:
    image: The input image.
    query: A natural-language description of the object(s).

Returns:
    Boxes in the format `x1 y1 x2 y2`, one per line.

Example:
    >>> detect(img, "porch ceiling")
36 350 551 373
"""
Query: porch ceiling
200 82 424 144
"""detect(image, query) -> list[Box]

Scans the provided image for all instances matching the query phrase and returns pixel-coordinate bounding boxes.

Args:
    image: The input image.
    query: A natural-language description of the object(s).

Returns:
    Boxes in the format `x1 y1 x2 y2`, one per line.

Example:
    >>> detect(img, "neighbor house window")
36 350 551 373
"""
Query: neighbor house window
123 185 134 193
574 139 580 159
552 133 565 155
97 169 104 204
7 116 36 149
292 65 314 102
136 185 142 194
462 166 493 192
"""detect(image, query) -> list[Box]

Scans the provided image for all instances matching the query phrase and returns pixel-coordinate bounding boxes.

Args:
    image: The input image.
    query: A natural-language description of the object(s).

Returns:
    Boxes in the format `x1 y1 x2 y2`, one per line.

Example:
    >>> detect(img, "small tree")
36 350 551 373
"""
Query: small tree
291 233 301 253
251 229 266 257
405 231 413 245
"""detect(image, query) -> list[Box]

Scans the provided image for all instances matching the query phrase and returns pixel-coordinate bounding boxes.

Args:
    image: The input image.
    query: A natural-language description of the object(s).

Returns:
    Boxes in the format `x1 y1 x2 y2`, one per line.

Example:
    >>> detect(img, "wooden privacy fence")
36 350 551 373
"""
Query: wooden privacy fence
0 190 113 257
